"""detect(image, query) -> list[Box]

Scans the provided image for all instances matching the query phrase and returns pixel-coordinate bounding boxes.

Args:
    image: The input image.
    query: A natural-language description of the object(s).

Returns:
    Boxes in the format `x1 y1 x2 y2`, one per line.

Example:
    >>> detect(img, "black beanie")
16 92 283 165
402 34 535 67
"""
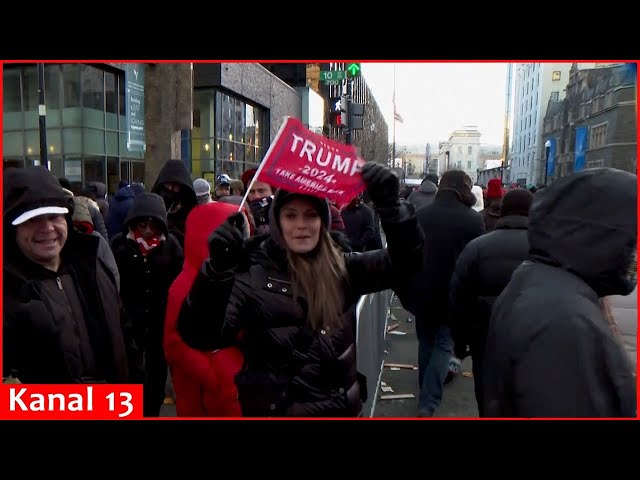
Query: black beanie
268 189 331 248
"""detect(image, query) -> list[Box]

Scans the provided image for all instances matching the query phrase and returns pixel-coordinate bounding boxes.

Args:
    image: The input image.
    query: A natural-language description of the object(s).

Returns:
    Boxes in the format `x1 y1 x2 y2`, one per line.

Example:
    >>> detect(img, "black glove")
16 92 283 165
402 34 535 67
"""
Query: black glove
362 162 399 209
208 212 246 272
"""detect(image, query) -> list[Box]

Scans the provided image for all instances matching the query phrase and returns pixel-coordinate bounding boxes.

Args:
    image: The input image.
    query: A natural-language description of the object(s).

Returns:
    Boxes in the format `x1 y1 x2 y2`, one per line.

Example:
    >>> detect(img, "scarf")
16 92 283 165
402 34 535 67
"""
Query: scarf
132 229 161 256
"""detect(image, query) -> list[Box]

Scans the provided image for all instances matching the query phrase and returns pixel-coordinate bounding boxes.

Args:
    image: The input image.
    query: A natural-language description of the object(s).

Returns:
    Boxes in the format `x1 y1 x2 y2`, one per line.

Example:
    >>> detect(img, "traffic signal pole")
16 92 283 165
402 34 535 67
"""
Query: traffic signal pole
345 79 352 145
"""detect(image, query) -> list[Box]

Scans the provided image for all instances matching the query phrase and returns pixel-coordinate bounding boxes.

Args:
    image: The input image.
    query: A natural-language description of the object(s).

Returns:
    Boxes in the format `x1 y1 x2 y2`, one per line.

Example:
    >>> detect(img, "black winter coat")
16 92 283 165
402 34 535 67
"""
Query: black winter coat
483 168 637 417
449 215 530 359
3 230 136 384
178 205 423 417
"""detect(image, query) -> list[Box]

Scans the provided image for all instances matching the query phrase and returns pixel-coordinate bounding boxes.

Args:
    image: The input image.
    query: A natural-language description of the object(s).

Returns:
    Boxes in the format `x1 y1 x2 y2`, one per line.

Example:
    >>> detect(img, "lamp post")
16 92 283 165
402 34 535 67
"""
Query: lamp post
37 63 48 169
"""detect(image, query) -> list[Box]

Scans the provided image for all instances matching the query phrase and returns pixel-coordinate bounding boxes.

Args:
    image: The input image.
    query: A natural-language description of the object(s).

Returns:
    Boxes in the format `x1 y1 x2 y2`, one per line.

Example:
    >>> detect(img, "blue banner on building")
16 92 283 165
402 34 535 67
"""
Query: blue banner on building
574 126 588 172
125 64 146 153
546 137 556 178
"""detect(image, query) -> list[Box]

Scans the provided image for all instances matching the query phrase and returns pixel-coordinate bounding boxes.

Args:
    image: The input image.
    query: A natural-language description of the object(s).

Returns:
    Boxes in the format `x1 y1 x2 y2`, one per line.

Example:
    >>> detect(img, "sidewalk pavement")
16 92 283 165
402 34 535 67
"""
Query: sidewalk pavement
372 294 479 418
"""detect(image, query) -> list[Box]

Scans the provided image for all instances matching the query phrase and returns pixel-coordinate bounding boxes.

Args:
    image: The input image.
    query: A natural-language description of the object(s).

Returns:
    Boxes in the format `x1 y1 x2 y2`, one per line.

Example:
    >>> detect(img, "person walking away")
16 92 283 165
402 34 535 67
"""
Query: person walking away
449 188 534 416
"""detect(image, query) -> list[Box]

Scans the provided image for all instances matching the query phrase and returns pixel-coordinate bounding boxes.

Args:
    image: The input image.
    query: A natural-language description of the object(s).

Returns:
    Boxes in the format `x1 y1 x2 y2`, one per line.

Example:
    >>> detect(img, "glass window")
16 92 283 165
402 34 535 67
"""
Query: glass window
194 89 215 138
105 71 118 130
467 146 472 155
63 128 83 154
62 64 81 108
46 129 62 156
3 68 22 112
81 65 104 111
84 128 105 155
44 64 61 110
3 131 24 156
245 104 256 147
84 156 106 185
63 156 83 186
221 140 232 161
120 160 130 185
131 161 145 184
62 106 82 126
23 66 39 112
106 131 118 156
215 91 222 138
245 144 255 164
222 94 233 142
48 155 64 180
24 130 39 157
107 156 120 194
234 98 245 144
234 143 245 164
118 72 126 117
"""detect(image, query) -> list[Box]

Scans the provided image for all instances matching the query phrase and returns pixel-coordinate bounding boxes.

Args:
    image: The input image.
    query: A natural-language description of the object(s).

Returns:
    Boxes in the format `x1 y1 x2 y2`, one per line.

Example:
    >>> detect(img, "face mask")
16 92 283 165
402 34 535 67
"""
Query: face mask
160 188 179 210
249 195 273 228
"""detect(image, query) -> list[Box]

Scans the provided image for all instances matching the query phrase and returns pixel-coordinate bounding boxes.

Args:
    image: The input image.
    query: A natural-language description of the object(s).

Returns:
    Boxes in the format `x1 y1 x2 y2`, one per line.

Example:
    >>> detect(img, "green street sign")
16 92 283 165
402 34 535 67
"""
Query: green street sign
346 63 361 78
320 70 346 81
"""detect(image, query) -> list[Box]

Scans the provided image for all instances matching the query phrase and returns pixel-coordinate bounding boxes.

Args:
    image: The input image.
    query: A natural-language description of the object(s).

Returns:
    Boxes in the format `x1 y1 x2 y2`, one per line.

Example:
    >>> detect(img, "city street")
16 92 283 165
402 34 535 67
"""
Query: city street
373 294 479 418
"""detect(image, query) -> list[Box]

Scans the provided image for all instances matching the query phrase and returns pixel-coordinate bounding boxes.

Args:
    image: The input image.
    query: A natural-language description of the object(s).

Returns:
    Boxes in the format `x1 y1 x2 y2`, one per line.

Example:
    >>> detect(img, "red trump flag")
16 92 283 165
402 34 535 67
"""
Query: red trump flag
254 117 366 205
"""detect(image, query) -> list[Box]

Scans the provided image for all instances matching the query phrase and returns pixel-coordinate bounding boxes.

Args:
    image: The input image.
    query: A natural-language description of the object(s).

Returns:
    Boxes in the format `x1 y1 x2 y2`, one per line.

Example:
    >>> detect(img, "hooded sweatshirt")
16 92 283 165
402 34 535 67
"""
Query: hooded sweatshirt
151 160 197 247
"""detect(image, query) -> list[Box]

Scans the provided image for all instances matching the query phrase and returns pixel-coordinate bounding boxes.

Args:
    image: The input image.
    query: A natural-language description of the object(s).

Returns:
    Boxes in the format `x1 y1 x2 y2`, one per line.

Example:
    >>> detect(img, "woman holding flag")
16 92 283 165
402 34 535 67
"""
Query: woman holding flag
178 134 423 416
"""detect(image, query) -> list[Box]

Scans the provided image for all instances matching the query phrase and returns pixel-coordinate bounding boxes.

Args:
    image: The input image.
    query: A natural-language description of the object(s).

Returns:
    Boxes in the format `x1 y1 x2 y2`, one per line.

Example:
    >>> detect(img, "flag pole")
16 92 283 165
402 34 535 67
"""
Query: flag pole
392 64 396 169
238 116 290 211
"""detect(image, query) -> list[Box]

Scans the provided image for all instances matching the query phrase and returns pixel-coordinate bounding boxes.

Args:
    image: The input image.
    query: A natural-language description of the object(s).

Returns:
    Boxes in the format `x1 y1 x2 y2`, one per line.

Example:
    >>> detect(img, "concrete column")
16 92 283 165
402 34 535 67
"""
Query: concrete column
143 63 193 188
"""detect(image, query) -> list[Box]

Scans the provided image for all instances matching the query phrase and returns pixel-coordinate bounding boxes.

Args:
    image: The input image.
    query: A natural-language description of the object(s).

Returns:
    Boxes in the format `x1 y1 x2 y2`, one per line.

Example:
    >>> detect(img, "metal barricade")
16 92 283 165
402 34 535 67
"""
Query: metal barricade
356 288 392 417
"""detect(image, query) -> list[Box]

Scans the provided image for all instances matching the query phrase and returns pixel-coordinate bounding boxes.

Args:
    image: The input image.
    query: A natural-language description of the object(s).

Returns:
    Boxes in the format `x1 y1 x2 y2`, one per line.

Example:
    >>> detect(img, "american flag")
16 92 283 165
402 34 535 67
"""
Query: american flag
393 91 403 124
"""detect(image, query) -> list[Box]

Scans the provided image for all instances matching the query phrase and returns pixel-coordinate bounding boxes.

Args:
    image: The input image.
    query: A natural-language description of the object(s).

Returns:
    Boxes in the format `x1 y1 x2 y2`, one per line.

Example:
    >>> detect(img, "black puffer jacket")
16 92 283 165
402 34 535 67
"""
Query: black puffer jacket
483 168 637 417
179 202 423 417
449 214 530 358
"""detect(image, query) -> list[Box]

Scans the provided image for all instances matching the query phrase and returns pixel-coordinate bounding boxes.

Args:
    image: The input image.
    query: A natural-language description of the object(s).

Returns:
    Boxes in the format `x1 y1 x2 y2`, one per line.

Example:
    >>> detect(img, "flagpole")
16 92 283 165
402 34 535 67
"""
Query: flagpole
392 64 396 169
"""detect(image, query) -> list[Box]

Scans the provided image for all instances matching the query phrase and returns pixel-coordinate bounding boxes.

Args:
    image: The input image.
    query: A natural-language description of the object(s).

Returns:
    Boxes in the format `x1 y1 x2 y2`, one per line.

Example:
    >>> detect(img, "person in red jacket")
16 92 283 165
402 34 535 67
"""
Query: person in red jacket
163 201 246 417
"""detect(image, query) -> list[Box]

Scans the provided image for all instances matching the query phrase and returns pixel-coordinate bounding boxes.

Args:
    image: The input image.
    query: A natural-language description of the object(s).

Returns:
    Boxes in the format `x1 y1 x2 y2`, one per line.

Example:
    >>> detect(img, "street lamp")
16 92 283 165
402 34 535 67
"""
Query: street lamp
37 63 48 170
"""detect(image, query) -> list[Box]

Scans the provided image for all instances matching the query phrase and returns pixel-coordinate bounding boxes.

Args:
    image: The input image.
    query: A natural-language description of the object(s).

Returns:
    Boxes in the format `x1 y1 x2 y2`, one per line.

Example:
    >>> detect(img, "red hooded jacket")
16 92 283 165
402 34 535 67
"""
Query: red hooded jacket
163 202 244 417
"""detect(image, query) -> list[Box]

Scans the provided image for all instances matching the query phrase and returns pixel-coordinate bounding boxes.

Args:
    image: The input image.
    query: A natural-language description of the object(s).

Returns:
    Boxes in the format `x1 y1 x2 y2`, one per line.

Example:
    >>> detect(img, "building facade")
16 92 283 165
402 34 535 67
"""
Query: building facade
541 63 637 183
509 62 598 185
190 63 301 182
442 127 482 182
3 63 147 194
3 63 305 192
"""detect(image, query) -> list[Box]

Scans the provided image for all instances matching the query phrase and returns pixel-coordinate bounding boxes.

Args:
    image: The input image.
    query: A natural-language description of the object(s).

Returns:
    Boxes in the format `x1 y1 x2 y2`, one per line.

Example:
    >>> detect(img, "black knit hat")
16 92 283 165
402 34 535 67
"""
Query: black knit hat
501 188 534 217
268 189 331 248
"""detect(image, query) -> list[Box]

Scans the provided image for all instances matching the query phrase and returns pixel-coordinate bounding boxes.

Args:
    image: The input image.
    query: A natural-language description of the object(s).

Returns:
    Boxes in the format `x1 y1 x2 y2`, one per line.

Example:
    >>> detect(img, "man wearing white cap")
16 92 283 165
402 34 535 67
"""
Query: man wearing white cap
3 166 139 385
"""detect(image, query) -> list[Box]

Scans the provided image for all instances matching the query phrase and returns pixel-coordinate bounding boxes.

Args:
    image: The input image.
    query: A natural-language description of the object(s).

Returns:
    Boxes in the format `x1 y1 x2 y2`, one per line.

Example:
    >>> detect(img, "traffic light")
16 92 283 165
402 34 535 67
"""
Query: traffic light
346 63 361 78
330 95 348 128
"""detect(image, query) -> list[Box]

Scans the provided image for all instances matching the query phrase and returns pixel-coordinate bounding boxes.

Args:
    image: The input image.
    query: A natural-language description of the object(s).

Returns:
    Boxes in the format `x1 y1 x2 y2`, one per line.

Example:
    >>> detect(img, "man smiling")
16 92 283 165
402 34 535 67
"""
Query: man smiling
3 167 138 385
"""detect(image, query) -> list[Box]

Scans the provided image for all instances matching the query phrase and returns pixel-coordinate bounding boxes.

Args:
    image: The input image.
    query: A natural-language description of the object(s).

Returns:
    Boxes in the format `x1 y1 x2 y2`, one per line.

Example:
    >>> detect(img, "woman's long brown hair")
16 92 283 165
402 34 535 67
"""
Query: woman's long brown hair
287 228 348 331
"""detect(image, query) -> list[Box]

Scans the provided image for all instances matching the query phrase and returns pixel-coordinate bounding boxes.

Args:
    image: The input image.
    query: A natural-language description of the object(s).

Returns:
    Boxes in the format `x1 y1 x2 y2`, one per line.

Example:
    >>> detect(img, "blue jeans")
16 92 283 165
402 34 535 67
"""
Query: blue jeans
415 322 454 414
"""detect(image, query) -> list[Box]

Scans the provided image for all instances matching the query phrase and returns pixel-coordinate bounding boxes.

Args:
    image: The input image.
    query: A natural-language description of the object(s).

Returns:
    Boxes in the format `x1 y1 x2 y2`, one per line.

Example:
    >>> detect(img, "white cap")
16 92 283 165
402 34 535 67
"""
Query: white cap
12 206 69 226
